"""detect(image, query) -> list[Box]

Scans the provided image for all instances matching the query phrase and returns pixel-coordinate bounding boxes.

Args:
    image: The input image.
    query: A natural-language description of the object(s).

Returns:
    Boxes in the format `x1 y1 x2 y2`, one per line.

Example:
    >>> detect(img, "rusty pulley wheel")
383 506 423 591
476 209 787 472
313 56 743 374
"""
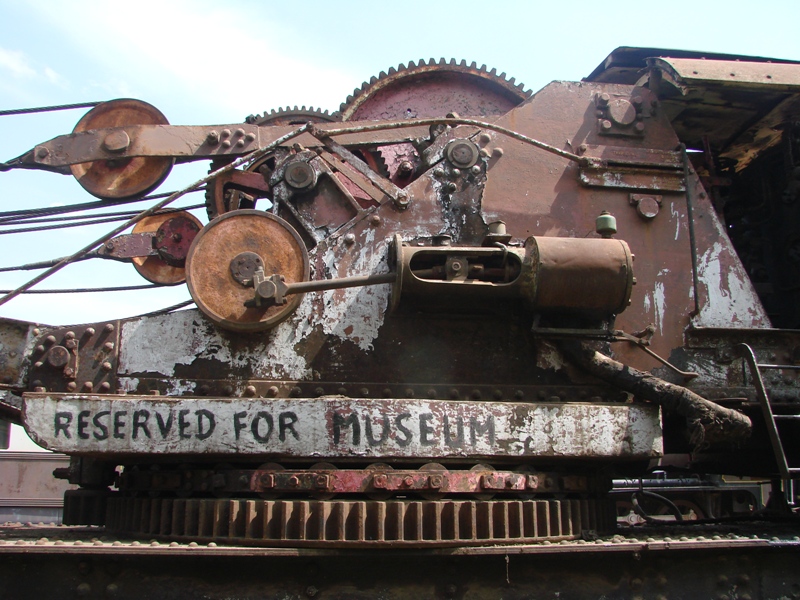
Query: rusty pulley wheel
70 99 173 200
185 210 309 332
131 212 202 285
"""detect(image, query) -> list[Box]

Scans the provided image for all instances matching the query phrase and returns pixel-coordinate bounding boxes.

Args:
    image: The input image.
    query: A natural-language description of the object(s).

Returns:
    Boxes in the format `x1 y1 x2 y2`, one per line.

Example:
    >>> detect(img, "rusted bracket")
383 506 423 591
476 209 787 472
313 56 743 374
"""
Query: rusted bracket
308 124 411 209
613 329 698 380
96 232 157 262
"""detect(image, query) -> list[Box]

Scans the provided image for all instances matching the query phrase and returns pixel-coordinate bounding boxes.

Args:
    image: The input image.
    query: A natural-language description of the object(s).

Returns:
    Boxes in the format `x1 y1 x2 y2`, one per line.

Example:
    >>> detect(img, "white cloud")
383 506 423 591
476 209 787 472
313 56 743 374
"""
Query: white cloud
0 47 36 78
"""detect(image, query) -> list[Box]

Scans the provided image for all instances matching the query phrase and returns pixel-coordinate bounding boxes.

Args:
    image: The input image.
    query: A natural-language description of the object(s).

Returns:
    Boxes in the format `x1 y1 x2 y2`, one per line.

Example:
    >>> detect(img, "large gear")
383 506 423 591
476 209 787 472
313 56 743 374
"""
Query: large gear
336 59 531 183
337 58 531 121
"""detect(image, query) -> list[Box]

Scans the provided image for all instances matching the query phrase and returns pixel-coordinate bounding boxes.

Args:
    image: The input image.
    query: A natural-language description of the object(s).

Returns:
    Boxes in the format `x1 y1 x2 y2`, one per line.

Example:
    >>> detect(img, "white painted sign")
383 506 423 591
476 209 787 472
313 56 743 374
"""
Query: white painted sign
22 394 662 459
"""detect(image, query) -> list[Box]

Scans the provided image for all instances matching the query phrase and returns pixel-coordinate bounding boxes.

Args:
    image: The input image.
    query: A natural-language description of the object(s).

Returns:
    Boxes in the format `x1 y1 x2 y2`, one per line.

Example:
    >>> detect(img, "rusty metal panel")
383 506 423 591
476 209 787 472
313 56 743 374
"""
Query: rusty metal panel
651 57 800 90
22 394 663 459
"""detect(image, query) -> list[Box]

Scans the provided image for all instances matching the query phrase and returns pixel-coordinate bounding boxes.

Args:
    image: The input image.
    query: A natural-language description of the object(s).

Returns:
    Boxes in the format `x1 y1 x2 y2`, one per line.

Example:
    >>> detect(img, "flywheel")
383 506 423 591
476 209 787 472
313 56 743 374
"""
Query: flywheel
185 210 309 332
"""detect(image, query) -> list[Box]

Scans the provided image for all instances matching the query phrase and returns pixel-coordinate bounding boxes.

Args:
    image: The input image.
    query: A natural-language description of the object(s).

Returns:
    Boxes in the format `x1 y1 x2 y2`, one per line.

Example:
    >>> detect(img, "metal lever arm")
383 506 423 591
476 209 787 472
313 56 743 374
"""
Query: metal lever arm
246 270 397 307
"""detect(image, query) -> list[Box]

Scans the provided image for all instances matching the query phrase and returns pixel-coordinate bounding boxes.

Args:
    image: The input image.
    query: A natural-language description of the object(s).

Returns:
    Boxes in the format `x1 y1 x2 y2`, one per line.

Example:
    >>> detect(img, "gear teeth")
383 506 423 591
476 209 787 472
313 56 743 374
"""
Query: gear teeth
499 72 507 80
379 71 387 78
408 60 416 69
459 59 467 67
388 66 397 75
508 77 516 85
370 76 378 84
439 58 446 65
398 62 406 71
469 61 477 69
489 67 497 76
428 58 436 66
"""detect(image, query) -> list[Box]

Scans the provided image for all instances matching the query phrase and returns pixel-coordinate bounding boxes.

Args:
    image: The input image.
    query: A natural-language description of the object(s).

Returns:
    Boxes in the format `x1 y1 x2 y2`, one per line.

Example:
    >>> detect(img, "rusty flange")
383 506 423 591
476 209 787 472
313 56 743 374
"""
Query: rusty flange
70 99 173 200
185 210 309 332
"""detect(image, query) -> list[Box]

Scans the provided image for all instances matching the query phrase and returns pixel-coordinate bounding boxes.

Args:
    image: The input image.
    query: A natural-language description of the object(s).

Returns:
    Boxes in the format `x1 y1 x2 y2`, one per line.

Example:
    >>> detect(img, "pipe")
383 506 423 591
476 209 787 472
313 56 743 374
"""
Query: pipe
558 340 752 448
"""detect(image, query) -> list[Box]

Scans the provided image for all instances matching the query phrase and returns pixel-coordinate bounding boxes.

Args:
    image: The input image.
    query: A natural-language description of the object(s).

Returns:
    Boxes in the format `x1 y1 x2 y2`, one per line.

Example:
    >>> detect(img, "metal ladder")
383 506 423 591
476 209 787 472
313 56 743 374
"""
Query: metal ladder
738 344 800 480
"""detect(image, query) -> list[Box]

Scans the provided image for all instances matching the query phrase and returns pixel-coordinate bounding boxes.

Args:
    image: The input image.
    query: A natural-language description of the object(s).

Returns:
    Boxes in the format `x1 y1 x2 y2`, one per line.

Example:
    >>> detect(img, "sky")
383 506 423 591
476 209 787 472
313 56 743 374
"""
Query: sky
1 0 800 450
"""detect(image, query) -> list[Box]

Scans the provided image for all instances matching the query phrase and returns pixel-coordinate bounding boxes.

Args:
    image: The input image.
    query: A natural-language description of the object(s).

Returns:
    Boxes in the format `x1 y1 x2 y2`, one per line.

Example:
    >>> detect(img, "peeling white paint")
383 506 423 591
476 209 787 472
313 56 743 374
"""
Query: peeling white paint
653 269 670 336
318 229 391 352
695 241 770 327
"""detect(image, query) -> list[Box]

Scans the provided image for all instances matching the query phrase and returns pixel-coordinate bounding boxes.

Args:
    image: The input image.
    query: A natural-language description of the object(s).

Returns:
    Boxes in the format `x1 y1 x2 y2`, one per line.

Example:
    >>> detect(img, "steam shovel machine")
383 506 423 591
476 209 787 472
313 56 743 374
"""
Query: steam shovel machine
1 48 800 598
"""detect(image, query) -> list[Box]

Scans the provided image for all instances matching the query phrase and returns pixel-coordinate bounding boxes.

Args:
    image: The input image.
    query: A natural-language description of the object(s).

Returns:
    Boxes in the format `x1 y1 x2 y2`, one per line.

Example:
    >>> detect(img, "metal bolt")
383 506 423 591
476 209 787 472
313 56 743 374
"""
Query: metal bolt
65 339 77 350
288 476 300 487
433 167 445 177
315 475 329 488
343 233 356 245
403 476 414 487
398 161 414 175
103 130 130 153
635 122 645 132
446 182 458 192
514 390 524 399
63 367 75 378
429 475 443 488
470 165 481 175
373 474 388 488
260 473 274 487
578 144 587 155
601 120 613 131
35 345 45 354
598 93 610 106
451 168 461 177
306 586 318 598
36 146 50 159
206 130 220 145
526 475 540 489
471 389 482 400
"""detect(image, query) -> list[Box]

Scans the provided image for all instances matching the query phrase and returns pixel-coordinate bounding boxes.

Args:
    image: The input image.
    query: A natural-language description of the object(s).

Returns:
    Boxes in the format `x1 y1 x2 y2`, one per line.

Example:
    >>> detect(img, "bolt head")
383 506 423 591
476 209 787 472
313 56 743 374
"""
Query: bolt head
343 233 356 245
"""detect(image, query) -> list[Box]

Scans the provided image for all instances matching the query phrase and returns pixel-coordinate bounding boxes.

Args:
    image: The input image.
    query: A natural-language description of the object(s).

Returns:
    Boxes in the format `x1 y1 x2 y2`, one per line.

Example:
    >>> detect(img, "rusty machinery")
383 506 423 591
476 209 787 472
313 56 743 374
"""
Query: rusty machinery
0 50 800 555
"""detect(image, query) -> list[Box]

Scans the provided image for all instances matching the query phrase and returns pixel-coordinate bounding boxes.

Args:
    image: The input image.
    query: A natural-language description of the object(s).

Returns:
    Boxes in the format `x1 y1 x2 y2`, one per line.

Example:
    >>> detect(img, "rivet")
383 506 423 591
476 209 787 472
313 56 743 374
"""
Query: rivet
514 390 524 400
470 165 481 175
427 388 437 398
221 140 232 148
492 389 503 400
337 387 347 396
85 328 95 336
635 122 645 132
491 147 504 158
471 389 482 400
104 342 115 352
452 168 461 177
36 146 50 159
76 583 91 597
601 120 612 131
221 129 231 138
65 331 75 340
101 362 113 371
343 233 356 245
267 385 279 397
45 335 56 345
83 382 93 392
370 215 381 226
404 388 414 397
290 386 302 397
245 132 256 142
235 128 245 137
245 385 257 397
359 387 369 397
223 385 234 397
236 138 245 147
433 167 445 177
478 133 491 144
449 388 460 399
288 476 300 487
66 382 77 391
314 387 325 397
34 361 44 369
382 388 392 397
32 328 40 336
446 182 457 192
479 148 490 158
104 323 115 333
306 586 319 598
99 382 111 392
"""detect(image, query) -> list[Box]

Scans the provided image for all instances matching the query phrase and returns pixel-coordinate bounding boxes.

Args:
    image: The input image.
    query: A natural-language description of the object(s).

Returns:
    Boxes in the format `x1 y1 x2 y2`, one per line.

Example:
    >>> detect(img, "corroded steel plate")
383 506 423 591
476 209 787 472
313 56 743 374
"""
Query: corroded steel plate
70 99 173 199
185 210 309 332
22 394 662 459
